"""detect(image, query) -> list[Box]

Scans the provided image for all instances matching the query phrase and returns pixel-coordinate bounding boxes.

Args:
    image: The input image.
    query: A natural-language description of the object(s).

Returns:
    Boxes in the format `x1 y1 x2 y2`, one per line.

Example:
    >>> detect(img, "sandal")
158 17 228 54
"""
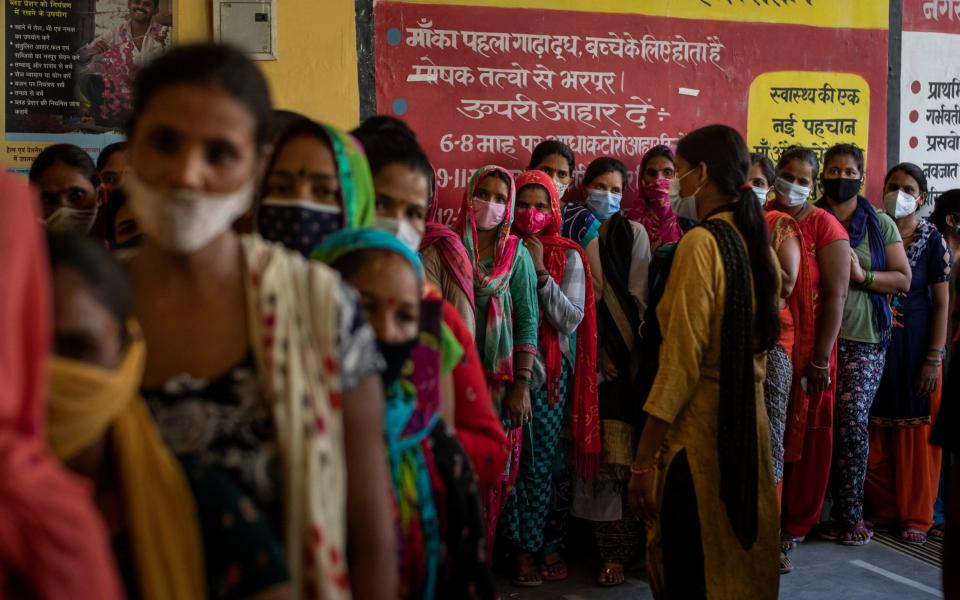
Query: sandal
510 552 543 587
780 551 794 574
781 534 805 553
901 528 928 546
597 561 625 587
840 522 873 546
930 525 945 541
539 553 568 582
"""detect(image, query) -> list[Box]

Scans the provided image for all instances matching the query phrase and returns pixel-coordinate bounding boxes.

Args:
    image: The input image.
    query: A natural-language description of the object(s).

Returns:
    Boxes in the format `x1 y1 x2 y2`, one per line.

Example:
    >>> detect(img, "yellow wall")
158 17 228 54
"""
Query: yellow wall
175 0 361 130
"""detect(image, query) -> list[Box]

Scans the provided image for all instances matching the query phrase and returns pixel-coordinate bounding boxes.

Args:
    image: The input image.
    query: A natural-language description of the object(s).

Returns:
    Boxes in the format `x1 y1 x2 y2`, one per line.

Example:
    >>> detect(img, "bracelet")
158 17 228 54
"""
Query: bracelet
515 374 532 385
810 359 830 370
536 270 550 278
517 366 533 375
928 348 945 357
630 462 657 476
863 270 875 288
925 359 942 367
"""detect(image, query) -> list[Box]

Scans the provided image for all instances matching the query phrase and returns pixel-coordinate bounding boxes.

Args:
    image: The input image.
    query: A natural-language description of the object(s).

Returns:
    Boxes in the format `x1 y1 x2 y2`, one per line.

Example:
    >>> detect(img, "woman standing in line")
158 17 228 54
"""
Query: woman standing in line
501 170 598 587
123 44 395 598
458 166 540 550
567 157 651 587
867 163 952 546
764 147 850 561
628 124 781 599
816 144 911 546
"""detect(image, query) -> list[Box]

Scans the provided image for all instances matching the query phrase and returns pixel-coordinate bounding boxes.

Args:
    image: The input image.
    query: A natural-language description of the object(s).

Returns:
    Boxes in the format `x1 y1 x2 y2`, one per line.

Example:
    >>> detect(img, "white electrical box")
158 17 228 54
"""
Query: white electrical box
213 1 277 61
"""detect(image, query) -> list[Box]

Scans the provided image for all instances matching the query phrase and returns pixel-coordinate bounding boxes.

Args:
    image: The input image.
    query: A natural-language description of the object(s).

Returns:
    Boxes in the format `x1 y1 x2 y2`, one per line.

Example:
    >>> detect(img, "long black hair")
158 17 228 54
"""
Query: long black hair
583 157 629 189
527 139 575 175
884 162 928 195
30 144 100 187
675 125 780 353
129 43 273 149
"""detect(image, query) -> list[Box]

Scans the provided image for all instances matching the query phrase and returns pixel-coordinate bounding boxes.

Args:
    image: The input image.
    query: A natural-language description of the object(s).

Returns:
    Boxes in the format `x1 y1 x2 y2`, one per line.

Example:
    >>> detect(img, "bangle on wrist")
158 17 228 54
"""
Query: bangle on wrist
863 270 875 288
810 359 830 370
515 374 532 385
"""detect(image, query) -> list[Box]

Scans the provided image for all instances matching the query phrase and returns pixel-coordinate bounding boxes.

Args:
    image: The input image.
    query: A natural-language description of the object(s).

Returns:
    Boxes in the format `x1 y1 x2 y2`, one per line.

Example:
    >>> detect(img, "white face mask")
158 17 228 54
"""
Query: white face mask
669 167 702 221
124 170 253 254
374 216 424 252
773 177 811 208
883 190 918 219
554 180 569 200
45 205 98 234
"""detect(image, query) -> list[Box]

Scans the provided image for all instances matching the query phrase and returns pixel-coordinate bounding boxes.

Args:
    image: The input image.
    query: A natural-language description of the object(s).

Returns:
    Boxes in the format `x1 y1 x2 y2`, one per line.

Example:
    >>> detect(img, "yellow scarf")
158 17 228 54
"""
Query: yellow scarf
46 330 206 600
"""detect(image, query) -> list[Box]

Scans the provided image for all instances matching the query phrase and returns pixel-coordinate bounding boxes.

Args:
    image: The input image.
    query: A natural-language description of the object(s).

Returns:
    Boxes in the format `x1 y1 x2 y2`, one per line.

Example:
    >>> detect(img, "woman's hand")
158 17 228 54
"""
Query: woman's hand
804 360 831 394
916 362 940 396
524 237 546 272
850 250 866 284
628 471 657 522
506 382 532 430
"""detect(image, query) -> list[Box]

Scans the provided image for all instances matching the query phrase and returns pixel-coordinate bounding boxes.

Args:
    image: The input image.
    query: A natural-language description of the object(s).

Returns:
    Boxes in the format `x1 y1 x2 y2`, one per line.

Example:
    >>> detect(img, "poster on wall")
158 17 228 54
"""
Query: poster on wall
3 0 173 173
900 0 960 208
375 0 889 223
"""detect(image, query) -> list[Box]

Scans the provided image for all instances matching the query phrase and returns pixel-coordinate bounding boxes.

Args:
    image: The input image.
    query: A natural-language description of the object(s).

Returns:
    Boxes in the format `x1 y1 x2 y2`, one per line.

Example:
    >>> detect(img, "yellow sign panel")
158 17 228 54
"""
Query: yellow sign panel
384 0 889 30
747 71 871 172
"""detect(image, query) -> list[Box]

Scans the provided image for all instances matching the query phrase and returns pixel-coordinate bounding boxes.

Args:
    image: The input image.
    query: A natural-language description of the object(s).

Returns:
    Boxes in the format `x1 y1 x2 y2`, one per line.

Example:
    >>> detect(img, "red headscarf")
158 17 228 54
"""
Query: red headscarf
513 170 600 480
0 173 122 598
420 165 475 311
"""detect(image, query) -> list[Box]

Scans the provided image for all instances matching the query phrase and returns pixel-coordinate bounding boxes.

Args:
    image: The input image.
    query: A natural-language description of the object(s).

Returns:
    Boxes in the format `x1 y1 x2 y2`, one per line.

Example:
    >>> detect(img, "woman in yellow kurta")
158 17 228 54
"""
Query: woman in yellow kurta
628 125 781 599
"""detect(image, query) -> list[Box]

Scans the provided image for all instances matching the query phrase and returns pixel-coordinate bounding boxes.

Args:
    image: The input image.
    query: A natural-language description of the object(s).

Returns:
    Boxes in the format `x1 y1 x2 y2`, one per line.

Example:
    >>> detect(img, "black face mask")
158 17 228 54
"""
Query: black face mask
377 338 419 389
823 178 862 203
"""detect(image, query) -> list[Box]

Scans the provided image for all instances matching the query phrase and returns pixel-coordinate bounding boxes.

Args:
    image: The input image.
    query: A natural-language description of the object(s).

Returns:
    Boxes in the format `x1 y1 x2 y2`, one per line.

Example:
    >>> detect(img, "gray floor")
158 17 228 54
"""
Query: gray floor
496 539 944 599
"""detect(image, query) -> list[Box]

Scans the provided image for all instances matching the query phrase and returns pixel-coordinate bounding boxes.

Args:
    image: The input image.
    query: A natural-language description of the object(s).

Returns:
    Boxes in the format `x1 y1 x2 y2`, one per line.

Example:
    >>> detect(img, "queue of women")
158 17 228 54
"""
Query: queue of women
3 43 959 599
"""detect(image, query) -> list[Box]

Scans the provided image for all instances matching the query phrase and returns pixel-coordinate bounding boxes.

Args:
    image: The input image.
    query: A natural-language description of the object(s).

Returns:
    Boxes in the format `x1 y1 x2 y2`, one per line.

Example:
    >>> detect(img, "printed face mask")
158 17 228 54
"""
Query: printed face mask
585 189 622 221
883 190 918 219
513 207 552 236
258 197 344 256
377 338 418 389
374 216 424 252
554 180 569 200
774 177 811 208
125 170 253 254
46 206 99 235
822 177 861 203
474 198 507 231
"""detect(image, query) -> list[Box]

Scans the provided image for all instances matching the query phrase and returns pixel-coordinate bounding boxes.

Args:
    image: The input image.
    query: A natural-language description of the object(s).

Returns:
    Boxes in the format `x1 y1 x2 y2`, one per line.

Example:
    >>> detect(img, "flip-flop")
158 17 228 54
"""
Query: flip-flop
540 554 568 582
840 523 873 546
901 529 928 546
597 563 625 587
780 552 794 575
511 553 543 588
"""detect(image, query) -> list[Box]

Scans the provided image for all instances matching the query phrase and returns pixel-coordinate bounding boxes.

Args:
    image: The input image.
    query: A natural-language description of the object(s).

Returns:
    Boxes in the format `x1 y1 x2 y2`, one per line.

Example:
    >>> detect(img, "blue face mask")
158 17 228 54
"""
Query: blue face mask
258 198 344 256
586 189 622 221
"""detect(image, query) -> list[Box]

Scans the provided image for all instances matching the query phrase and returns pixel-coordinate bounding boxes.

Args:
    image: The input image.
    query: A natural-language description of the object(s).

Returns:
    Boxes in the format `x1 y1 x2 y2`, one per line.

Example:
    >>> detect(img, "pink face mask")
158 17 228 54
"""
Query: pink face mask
643 177 671 200
513 207 552 236
474 198 507 231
